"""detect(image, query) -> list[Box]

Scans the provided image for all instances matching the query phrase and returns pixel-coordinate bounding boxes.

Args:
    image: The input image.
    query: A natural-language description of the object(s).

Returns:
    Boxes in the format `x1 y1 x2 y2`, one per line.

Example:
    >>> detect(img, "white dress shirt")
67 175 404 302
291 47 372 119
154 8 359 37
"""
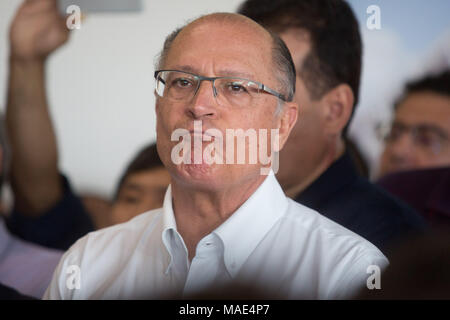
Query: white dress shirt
44 173 388 299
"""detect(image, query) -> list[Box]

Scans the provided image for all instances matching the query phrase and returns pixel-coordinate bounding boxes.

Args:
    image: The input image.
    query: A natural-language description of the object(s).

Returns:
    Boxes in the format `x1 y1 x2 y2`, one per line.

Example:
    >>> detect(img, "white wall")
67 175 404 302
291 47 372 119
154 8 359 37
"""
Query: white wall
0 0 244 198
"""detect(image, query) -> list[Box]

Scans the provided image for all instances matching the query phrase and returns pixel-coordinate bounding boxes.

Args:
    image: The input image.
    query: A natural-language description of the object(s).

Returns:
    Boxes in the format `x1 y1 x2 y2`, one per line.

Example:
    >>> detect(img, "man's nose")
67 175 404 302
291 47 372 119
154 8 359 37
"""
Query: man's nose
186 80 218 120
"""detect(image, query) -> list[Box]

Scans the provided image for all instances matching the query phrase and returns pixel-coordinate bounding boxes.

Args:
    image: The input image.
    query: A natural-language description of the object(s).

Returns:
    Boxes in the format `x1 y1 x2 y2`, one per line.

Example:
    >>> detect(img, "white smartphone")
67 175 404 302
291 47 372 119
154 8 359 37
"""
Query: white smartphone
58 0 142 14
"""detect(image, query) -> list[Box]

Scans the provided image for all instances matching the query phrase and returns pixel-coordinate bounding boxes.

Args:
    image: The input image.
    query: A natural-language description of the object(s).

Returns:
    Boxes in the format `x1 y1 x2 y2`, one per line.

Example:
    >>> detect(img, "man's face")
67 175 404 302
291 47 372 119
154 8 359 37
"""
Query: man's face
379 91 450 176
277 28 328 191
155 20 283 191
110 167 171 224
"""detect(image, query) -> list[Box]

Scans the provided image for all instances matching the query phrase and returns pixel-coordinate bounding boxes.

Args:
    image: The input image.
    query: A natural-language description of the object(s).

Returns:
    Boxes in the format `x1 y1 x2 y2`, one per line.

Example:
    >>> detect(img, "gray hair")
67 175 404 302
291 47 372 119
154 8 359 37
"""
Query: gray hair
270 30 296 114
154 16 296 115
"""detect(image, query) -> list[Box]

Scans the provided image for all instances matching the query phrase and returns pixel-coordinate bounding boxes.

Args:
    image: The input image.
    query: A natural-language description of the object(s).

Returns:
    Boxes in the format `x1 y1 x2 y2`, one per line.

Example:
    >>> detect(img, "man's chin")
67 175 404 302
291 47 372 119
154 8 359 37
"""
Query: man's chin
183 162 215 177
172 163 221 189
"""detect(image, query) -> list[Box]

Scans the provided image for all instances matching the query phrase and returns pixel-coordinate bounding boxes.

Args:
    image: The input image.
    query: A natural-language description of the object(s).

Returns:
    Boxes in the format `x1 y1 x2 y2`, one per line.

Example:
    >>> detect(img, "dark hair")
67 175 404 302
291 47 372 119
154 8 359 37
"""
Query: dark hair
155 13 296 102
238 0 362 133
395 70 450 110
114 143 163 199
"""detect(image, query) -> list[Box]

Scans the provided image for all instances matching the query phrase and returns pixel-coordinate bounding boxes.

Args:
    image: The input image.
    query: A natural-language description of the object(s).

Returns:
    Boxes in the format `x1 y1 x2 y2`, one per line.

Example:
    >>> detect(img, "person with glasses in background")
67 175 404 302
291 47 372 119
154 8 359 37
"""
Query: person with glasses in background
377 70 450 227
45 13 388 300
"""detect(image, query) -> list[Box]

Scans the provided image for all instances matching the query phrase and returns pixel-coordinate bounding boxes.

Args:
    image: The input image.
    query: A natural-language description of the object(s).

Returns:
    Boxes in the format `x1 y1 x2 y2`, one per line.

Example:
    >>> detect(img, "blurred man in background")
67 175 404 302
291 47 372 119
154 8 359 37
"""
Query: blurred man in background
110 143 170 225
238 0 426 253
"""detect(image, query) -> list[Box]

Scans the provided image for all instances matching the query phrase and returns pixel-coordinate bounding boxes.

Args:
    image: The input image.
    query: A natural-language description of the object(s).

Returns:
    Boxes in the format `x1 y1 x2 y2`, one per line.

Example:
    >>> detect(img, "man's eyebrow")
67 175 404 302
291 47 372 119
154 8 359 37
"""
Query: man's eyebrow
217 69 255 80
171 65 198 74
393 121 450 138
171 65 256 80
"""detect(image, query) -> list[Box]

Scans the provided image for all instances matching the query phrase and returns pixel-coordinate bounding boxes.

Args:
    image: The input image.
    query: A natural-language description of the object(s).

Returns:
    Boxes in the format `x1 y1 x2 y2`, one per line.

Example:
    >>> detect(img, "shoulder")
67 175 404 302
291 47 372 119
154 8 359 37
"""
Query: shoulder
69 207 164 256
271 200 388 299
281 198 387 260
351 176 414 213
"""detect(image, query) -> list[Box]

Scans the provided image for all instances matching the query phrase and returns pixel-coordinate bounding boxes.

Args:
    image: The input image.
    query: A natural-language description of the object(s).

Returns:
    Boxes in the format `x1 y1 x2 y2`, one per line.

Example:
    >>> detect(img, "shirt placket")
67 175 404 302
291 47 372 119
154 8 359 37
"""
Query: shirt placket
182 234 226 297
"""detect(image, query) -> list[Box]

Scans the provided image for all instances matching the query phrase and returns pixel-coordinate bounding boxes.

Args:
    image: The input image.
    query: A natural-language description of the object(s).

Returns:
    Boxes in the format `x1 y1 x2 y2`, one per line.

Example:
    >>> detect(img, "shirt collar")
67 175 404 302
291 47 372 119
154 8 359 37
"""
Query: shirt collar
213 172 288 278
296 151 358 207
161 173 289 278
162 184 177 232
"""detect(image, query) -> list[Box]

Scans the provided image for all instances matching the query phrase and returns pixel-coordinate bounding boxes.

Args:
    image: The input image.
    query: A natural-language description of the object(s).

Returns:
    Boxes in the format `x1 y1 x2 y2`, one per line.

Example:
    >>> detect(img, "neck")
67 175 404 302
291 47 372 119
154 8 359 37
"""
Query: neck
171 173 267 260
285 137 345 198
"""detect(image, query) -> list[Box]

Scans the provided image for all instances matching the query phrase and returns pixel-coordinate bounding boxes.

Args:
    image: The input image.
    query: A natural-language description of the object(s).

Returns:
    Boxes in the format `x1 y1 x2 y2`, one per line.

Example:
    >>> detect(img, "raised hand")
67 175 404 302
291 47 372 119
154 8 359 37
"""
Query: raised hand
9 0 69 62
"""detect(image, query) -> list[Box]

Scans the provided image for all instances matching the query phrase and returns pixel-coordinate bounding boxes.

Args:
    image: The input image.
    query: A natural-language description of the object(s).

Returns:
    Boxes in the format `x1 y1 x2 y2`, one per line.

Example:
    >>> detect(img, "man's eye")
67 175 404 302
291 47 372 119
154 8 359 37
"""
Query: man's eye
226 82 248 94
386 124 406 141
387 127 401 141
117 192 140 205
123 196 140 204
172 78 193 88
416 131 439 147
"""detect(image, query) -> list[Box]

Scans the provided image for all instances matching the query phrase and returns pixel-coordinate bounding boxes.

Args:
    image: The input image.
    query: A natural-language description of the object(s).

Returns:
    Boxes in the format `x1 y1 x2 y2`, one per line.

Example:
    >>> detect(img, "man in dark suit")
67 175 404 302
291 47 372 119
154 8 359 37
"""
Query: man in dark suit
238 0 427 253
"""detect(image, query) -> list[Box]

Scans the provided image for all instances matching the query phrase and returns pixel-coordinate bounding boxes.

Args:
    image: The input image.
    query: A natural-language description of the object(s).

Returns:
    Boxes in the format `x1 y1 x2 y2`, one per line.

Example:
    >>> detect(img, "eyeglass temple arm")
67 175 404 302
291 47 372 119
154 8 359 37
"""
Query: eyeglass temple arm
262 85 288 102
154 72 166 85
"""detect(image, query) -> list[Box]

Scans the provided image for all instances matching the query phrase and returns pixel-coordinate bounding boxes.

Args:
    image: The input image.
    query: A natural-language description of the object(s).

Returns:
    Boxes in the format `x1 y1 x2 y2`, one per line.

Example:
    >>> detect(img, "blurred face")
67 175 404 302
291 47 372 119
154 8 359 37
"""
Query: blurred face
110 167 171 224
277 28 328 190
379 92 450 177
155 20 285 192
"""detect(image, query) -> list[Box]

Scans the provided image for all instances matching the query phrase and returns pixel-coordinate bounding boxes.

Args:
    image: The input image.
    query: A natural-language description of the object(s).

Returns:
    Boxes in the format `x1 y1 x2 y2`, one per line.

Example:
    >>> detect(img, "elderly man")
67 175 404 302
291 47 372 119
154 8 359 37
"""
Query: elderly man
45 13 387 300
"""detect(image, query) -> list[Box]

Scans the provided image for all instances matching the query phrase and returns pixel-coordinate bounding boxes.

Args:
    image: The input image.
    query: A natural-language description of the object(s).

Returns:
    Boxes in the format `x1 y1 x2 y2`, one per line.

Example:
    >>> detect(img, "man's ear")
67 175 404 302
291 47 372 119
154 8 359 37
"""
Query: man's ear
321 84 354 135
276 101 299 151
154 95 161 116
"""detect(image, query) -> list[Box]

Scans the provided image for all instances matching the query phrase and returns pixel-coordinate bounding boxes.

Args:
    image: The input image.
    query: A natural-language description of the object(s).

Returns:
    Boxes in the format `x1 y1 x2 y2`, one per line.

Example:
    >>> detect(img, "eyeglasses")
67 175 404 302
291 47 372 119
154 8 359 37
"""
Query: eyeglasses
377 121 450 155
154 70 288 108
